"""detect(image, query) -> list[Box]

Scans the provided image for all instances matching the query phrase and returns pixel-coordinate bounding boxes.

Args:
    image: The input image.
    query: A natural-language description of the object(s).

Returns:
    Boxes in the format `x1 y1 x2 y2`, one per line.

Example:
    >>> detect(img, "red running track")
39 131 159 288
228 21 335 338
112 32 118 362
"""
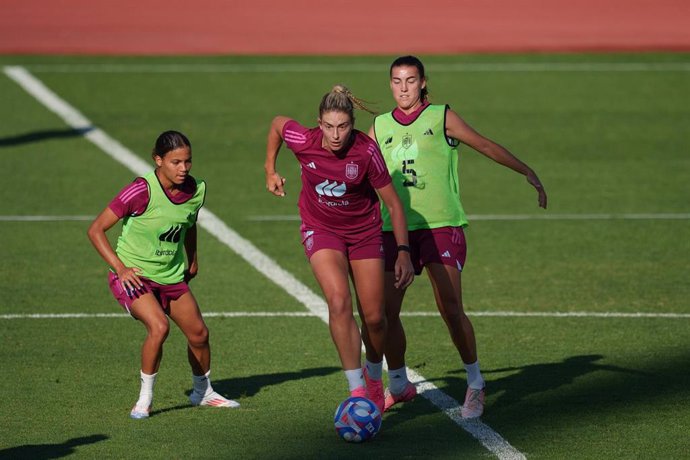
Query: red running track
1 0 689 54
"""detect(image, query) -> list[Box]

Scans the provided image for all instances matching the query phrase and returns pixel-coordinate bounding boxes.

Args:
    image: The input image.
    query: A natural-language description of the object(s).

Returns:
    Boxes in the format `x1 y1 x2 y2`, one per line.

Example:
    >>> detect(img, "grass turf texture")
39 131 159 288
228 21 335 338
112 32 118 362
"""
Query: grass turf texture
1 53 689 458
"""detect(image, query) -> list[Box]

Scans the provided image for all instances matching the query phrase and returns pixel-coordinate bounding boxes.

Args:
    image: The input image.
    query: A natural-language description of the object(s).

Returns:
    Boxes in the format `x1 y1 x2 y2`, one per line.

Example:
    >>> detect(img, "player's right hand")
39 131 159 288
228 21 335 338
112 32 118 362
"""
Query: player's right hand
266 172 286 197
117 266 144 297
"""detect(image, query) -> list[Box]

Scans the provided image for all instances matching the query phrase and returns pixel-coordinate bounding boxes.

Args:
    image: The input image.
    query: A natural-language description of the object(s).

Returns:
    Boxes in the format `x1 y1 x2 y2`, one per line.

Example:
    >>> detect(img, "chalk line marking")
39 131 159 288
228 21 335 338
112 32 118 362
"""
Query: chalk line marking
0 215 94 221
3 213 690 223
20 62 690 74
3 310 689 320
245 213 690 222
4 65 523 459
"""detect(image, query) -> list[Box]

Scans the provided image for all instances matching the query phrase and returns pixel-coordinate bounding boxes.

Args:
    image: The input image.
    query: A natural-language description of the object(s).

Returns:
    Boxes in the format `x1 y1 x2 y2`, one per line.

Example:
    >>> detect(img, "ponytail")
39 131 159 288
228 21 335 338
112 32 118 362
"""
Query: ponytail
319 85 376 122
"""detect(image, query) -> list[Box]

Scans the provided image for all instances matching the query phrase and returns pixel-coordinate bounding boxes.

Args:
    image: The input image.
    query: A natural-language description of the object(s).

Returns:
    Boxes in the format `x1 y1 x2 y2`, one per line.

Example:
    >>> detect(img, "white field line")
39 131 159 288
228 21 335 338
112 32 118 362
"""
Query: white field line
0 215 94 221
3 310 689 320
4 213 690 223
246 213 690 222
4 65 524 460
20 62 690 74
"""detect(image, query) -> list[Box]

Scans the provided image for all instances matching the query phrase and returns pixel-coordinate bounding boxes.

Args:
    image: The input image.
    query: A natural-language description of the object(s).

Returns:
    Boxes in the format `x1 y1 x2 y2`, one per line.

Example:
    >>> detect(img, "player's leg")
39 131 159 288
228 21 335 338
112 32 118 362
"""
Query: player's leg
127 293 171 418
350 257 386 411
381 272 418 410
426 263 477 362
309 248 365 396
381 231 417 410
426 263 485 418
168 290 239 408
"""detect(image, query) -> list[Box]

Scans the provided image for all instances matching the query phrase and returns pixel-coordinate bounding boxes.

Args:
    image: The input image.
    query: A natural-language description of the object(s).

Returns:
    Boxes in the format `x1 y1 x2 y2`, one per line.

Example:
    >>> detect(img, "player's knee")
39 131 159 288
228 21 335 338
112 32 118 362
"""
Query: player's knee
188 325 209 348
385 307 402 323
148 321 170 343
446 309 462 324
326 293 352 317
362 309 386 332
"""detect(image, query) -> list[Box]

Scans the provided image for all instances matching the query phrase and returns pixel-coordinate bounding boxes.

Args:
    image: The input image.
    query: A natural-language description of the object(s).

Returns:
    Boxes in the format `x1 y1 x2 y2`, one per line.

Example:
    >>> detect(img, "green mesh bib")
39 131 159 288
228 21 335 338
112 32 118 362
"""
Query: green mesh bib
374 104 468 230
116 171 205 284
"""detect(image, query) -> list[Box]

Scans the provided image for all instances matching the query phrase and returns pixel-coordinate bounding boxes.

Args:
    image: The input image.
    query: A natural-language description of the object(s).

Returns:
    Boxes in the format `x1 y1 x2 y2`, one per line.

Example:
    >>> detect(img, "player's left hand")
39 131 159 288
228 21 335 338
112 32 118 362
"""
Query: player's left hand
394 252 414 289
526 171 547 209
184 263 198 283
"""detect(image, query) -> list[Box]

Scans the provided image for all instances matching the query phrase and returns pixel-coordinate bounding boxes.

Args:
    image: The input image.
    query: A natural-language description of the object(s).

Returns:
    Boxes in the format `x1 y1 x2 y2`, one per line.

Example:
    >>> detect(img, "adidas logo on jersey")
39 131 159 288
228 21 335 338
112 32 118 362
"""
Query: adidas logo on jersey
306 162 317 169
159 225 182 243
385 137 393 145
315 180 346 197
441 250 451 258
423 128 434 136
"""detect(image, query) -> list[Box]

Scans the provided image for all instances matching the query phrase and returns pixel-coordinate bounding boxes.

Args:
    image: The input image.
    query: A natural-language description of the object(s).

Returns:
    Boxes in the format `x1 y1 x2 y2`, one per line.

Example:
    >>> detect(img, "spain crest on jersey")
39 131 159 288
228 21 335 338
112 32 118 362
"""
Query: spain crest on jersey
402 134 413 149
345 162 359 180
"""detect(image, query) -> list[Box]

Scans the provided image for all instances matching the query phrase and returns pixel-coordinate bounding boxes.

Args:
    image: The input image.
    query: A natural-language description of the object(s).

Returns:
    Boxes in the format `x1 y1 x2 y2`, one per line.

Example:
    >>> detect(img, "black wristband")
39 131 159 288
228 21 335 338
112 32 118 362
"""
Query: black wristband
397 245 411 252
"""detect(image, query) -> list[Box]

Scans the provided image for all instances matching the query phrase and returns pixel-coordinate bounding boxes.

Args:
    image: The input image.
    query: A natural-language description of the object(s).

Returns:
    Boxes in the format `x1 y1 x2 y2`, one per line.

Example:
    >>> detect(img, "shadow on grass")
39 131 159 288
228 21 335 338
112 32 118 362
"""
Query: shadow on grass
361 352 690 458
417 354 652 408
406 352 688 422
0 434 108 459
0 127 93 148
480 354 649 408
151 366 340 416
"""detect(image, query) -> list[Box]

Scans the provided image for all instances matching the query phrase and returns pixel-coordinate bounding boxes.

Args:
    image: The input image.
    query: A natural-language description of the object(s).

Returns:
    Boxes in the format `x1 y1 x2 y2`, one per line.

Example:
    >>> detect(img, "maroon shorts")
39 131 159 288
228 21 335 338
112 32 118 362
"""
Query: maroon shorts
301 228 384 261
108 271 190 314
383 226 467 275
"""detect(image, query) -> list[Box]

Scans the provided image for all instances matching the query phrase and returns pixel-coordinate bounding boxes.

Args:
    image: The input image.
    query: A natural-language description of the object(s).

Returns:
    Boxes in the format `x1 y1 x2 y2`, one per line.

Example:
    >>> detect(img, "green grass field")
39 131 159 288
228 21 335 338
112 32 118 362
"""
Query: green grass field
1 54 689 459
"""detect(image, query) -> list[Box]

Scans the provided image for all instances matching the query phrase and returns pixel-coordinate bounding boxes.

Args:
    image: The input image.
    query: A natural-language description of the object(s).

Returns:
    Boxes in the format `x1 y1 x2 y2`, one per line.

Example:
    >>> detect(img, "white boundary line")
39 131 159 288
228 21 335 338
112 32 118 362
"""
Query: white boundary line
3 213 690 223
20 62 690 73
4 65 525 459
3 310 689 320
0 215 94 221
245 213 690 222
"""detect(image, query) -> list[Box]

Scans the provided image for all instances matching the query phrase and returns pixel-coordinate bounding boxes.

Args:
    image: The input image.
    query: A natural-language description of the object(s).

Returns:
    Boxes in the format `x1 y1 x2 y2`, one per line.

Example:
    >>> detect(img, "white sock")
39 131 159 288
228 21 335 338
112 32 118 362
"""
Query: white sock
344 368 365 392
365 359 383 380
464 360 485 390
387 366 410 395
135 370 157 409
192 370 213 397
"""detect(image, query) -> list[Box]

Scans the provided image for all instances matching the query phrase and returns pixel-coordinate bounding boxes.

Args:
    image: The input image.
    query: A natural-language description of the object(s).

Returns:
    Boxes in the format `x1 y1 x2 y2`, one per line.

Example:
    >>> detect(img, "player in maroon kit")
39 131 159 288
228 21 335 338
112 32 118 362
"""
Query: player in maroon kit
264 85 414 412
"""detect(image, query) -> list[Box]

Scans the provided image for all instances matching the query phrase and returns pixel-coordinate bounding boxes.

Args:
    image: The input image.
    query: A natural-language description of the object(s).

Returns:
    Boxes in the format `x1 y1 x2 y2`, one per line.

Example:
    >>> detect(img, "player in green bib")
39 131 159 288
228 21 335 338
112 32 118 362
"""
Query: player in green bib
88 131 239 419
369 56 548 418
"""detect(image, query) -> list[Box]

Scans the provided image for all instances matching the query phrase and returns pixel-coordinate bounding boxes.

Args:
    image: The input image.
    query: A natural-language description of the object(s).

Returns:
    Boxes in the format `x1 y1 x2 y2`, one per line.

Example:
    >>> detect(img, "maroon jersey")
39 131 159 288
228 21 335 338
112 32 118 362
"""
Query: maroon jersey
282 120 392 238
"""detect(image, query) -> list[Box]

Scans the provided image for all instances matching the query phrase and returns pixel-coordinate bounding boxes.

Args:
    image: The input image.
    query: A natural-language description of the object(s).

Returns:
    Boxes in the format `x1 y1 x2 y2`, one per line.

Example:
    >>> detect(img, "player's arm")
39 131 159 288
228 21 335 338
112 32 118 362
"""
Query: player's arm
445 108 547 209
376 183 414 289
265 116 291 197
184 223 198 283
87 207 143 289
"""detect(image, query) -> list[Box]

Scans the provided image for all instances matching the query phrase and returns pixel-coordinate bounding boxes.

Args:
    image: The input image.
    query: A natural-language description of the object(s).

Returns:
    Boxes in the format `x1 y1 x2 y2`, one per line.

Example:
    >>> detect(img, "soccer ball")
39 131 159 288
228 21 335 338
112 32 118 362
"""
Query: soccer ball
334 396 382 443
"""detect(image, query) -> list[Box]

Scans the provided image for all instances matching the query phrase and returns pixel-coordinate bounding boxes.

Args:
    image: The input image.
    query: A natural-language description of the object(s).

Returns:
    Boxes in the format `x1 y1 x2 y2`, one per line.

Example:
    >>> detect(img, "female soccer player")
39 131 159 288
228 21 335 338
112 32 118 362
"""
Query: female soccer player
265 85 414 412
369 56 548 418
87 130 239 419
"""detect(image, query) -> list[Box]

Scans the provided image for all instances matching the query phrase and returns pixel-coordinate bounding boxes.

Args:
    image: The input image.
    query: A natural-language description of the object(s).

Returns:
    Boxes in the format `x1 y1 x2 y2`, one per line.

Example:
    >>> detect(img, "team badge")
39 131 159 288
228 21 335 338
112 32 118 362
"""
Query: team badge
345 163 359 180
402 134 413 149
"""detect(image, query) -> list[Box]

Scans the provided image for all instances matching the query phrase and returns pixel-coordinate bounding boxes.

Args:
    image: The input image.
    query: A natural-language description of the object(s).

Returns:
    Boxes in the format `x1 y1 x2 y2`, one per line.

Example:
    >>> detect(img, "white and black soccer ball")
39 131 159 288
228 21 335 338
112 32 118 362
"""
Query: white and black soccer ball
334 396 382 443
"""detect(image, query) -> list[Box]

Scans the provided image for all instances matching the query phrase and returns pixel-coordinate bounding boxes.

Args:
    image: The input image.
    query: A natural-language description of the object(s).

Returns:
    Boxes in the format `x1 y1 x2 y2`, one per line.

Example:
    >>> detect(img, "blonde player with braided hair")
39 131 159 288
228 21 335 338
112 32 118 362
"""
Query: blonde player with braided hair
265 85 414 412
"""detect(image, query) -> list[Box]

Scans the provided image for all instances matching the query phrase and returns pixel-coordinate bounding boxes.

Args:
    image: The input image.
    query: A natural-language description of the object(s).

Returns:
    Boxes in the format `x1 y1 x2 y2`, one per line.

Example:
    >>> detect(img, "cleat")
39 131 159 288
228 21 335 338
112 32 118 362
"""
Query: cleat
130 405 151 419
363 369 384 413
189 391 240 408
383 382 417 411
350 386 367 399
461 387 485 419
